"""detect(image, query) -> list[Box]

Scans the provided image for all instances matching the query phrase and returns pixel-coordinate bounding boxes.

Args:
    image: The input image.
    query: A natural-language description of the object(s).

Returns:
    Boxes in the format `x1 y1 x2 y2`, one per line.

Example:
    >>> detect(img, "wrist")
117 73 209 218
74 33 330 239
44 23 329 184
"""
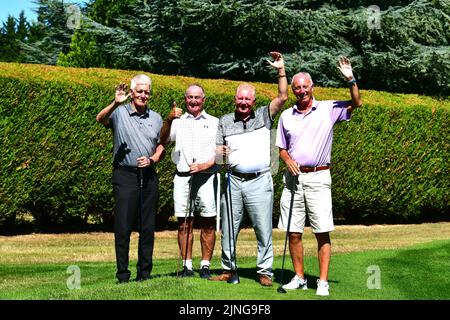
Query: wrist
278 68 286 77
348 78 357 85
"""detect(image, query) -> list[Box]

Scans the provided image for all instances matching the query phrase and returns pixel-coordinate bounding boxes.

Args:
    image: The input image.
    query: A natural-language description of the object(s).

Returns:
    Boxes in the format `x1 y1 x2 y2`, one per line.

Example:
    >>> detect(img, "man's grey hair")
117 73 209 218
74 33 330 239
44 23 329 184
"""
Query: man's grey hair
185 83 205 97
291 72 314 87
130 74 152 90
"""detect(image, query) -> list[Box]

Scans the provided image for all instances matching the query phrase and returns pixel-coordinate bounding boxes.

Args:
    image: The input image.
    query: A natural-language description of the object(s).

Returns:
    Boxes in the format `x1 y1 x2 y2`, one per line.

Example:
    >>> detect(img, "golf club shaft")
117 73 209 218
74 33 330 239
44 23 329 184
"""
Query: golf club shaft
227 170 238 272
179 158 196 276
223 138 238 274
138 168 144 277
278 174 297 290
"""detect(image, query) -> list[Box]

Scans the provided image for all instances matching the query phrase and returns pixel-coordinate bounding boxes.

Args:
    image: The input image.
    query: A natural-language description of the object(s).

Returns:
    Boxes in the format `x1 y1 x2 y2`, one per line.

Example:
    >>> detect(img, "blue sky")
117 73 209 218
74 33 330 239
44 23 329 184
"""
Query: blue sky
0 0 85 25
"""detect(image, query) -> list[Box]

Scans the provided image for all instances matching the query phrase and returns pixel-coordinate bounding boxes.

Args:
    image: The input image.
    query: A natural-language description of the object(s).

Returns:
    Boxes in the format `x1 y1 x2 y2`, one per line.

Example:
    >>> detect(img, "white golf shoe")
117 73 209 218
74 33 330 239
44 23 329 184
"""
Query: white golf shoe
316 279 329 296
282 275 308 290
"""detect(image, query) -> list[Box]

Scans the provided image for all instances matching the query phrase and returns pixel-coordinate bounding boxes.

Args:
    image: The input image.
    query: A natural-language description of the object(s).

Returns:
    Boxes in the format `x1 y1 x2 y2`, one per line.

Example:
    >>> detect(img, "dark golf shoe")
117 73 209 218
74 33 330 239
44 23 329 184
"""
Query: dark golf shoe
117 278 129 284
135 271 151 282
135 276 150 282
199 266 211 279
181 266 195 277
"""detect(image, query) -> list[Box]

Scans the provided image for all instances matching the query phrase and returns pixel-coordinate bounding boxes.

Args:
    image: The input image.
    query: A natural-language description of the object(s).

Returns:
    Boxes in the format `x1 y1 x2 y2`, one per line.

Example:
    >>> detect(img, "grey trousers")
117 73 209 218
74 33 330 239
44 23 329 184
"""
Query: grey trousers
220 171 274 277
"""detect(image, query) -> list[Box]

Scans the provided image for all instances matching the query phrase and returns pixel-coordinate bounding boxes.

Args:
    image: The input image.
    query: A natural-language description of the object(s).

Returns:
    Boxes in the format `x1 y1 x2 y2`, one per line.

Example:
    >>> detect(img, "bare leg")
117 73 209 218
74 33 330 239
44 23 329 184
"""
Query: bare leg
315 232 331 281
199 217 216 261
178 217 194 261
288 232 305 278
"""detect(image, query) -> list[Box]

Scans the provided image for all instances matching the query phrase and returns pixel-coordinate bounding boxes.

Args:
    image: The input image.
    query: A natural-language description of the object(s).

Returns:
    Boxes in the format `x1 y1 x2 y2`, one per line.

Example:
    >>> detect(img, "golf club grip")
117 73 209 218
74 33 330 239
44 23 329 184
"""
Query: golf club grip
223 137 228 166
292 174 299 191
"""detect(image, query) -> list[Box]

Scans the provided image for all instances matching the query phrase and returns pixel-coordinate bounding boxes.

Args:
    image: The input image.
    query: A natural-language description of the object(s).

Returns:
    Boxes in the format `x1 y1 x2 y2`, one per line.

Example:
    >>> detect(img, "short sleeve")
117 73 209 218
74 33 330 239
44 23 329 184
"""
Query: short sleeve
331 100 352 123
275 113 287 149
169 118 179 143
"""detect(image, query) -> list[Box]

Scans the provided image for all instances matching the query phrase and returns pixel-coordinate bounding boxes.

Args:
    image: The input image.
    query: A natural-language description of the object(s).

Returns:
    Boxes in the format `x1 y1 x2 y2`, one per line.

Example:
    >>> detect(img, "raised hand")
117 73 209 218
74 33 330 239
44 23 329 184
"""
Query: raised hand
267 51 285 70
337 56 355 81
114 82 131 105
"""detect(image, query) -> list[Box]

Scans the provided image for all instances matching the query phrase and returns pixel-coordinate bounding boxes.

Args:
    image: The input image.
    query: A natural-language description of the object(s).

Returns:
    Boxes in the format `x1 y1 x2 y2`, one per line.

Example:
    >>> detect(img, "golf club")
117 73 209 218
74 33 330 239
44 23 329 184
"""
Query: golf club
177 158 196 277
277 173 298 293
223 139 240 284
137 167 144 281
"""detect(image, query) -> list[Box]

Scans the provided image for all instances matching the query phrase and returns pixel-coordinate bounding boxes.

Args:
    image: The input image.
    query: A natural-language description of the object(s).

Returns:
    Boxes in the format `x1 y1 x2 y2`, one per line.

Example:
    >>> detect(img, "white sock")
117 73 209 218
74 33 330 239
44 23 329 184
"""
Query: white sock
183 259 193 270
200 260 210 268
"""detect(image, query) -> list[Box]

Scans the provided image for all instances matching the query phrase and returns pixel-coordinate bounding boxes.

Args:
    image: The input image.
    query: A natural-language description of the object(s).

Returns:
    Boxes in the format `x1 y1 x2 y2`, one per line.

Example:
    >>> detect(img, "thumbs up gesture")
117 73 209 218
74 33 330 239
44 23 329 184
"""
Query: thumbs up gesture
169 101 183 121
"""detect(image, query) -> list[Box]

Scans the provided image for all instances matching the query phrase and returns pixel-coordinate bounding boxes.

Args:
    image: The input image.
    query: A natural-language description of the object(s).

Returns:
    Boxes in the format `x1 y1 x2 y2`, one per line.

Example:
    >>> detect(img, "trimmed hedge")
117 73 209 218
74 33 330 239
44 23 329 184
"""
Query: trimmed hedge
0 62 448 228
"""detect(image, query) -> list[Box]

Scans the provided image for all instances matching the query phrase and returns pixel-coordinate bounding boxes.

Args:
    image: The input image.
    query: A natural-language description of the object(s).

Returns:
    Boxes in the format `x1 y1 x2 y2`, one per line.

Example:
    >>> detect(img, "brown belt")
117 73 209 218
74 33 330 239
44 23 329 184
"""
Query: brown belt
299 165 330 173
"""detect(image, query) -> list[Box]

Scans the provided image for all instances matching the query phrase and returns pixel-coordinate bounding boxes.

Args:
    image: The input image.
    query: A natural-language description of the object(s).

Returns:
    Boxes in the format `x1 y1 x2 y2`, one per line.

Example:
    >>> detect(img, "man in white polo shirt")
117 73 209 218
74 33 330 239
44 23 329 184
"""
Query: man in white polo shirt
160 84 219 279
276 56 362 296
210 52 288 287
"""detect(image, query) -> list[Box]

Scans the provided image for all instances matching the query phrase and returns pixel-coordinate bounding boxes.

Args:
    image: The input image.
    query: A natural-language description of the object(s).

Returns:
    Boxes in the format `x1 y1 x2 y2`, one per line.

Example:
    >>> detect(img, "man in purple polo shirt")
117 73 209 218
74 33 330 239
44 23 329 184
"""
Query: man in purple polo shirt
276 56 362 296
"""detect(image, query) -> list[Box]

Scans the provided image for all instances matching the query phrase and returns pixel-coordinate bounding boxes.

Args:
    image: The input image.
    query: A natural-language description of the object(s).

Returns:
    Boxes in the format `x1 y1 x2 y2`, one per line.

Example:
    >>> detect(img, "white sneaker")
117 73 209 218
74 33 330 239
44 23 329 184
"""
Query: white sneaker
316 279 329 296
282 275 308 290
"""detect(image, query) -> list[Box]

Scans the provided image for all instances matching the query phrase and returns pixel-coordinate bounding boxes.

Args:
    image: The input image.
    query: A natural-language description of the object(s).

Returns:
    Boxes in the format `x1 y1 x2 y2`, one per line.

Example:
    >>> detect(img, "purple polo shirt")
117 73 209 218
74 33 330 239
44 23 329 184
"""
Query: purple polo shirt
275 98 351 167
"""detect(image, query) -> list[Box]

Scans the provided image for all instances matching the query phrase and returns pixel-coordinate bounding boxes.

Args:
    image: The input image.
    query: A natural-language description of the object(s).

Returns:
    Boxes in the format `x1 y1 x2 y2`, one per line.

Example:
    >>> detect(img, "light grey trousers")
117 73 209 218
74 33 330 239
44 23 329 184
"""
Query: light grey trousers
220 171 274 277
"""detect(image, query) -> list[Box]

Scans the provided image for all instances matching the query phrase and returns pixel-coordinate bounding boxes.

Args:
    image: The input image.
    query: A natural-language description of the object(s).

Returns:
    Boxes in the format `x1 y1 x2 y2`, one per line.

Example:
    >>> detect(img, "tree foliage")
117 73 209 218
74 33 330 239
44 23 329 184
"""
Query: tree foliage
21 0 82 64
0 16 21 62
1 0 449 96
55 0 449 96
0 1 87 65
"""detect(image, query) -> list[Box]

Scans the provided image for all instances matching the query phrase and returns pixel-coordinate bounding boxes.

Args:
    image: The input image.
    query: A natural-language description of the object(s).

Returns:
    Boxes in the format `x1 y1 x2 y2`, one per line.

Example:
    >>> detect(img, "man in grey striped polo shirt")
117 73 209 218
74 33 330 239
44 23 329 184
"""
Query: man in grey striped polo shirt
210 52 288 287
96 74 165 283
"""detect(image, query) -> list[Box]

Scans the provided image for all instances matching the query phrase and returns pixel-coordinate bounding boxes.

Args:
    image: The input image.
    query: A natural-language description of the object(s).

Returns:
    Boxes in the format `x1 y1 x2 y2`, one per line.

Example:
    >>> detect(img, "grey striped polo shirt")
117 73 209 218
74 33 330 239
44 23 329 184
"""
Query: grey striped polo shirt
108 103 163 168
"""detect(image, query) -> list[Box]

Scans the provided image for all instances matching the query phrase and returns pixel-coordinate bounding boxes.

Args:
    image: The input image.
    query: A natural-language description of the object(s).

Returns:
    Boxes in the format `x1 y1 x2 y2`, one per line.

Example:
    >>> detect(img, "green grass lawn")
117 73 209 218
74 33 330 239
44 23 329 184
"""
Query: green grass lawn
1 239 449 300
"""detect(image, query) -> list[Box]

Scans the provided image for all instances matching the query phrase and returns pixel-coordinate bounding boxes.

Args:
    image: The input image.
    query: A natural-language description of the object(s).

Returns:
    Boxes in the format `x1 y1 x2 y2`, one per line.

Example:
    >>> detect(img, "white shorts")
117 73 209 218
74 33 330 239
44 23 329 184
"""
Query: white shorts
173 173 218 218
278 170 334 233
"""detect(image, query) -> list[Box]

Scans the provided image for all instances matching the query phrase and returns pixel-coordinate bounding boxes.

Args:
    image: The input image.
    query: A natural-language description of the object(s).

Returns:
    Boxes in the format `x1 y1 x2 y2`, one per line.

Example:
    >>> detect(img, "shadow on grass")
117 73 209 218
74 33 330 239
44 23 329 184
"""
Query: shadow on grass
0 214 178 236
165 267 339 289
0 221 114 236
